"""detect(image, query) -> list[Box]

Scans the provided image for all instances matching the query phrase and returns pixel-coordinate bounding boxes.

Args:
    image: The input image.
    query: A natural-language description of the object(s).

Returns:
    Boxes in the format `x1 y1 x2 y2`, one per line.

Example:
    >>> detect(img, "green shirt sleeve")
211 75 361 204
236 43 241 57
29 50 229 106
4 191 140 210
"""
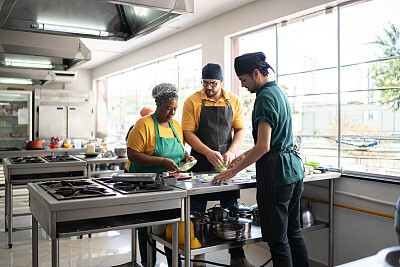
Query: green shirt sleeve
254 94 278 130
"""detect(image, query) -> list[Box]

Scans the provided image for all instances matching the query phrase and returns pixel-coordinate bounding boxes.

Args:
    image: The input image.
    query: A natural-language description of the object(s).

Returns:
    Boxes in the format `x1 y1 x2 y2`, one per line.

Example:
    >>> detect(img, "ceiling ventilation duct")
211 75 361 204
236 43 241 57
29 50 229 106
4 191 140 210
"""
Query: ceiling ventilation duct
0 0 194 41
0 30 91 71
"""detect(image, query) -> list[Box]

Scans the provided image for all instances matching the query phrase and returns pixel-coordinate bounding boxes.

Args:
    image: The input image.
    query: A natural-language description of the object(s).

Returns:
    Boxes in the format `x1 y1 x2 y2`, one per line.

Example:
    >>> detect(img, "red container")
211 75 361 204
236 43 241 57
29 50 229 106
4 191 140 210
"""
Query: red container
49 144 57 149
26 140 44 149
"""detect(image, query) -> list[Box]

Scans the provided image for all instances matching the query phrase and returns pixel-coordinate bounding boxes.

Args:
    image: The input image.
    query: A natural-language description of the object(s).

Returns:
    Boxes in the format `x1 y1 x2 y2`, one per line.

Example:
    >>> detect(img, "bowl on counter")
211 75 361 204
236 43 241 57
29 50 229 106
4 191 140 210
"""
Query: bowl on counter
49 144 57 149
64 143 72 148
114 148 127 158
304 161 320 169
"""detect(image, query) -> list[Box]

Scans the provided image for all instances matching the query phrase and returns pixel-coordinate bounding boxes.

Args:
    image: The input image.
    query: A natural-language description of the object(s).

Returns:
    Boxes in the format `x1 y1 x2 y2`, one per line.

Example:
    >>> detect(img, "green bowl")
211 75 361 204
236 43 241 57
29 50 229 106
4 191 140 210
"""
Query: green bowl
304 162 320 168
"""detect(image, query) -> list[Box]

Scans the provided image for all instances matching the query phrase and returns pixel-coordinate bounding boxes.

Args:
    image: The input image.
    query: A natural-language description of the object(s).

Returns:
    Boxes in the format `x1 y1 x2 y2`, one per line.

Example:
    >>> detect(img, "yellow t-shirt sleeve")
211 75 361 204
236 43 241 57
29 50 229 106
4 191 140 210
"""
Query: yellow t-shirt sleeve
126 117 153 154
181 97 197 132
232 97 245 129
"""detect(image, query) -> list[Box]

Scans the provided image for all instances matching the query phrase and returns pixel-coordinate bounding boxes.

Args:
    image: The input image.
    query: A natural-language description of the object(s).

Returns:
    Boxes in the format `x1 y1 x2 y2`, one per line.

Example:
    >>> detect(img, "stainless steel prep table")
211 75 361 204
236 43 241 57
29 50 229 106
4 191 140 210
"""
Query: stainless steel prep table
74 155 127 178
152 171 341 267
28 181 186 267
3 155 86 248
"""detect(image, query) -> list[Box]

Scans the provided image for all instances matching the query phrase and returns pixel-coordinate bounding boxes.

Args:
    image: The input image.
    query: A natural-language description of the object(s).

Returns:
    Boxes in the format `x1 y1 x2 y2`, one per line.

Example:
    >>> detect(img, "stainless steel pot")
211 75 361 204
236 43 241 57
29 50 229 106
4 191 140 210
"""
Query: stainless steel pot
251 204 260 223
207 204 229 222
190 211 210 235
224 216 252 232
114 148 127 158
229 202 253 219
213 223 244 240
301 202 315 228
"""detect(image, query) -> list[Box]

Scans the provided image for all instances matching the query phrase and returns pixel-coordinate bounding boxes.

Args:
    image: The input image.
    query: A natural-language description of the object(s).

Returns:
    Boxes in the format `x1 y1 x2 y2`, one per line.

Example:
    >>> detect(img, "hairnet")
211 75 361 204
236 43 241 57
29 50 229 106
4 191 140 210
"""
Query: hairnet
151 83 179 99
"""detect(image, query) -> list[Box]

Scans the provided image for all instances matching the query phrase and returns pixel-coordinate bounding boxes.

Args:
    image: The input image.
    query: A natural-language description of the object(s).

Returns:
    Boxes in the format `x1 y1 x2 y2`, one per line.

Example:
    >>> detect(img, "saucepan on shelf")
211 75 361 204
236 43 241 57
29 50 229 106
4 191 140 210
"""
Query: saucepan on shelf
26 140 44 149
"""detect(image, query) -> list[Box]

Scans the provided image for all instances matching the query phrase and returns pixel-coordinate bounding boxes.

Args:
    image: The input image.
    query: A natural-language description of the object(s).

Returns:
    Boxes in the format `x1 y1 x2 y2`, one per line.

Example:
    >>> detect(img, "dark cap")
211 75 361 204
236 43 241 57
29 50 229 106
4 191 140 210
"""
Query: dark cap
202 63 223 81
234 52 274 76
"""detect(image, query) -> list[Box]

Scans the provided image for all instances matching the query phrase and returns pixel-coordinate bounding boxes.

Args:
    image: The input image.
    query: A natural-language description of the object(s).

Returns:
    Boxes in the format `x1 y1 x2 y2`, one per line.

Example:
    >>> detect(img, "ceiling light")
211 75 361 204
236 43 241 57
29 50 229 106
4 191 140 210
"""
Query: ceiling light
3 60 53 69
31 23 112 37
0 78 33 85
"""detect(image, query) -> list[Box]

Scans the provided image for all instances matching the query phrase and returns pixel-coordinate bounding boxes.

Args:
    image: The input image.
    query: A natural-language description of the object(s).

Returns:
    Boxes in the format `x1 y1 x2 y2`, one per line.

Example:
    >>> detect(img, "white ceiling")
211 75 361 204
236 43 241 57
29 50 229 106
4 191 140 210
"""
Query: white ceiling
79 0 255 70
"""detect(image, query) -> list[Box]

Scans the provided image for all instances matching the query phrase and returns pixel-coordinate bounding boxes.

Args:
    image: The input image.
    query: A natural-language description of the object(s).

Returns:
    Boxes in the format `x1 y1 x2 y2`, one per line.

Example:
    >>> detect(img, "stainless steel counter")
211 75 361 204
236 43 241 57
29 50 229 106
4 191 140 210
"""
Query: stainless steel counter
0 147 103 159
28 181 186 267
154 171 341 267
74 155 127 178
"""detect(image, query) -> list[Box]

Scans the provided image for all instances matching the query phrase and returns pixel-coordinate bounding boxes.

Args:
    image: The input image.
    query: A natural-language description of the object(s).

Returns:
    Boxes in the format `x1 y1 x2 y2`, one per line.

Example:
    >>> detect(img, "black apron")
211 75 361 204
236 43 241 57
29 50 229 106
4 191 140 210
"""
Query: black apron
190 99 239 200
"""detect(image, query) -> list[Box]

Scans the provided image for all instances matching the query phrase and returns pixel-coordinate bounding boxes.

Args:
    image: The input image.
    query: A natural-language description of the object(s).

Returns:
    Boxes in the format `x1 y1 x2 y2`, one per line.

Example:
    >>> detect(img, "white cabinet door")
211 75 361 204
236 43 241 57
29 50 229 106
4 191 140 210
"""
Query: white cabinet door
38 106 67 139
67 106 93 139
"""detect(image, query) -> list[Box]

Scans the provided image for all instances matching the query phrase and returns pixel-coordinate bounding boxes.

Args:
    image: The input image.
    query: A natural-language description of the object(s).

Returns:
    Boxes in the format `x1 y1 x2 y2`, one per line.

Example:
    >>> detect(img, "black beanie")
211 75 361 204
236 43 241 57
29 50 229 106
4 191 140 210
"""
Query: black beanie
202 63 223 80
234 52 274 76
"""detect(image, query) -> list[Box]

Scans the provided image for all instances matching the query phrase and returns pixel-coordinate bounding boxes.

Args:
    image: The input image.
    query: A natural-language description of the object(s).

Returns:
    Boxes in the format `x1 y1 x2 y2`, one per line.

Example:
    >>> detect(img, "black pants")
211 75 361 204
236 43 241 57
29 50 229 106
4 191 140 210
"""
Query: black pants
267 180 309 267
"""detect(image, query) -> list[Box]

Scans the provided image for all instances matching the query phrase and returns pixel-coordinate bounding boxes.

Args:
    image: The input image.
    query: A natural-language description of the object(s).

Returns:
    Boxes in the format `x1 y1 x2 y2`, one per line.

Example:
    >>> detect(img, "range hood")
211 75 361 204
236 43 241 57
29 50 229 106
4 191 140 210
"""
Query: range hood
0 0 194 41
0 29 91 71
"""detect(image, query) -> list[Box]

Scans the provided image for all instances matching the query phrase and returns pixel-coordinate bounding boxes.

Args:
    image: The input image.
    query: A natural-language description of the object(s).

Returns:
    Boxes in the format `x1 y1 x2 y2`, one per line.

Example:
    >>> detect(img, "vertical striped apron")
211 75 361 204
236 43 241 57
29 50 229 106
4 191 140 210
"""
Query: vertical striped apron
256 150 280 243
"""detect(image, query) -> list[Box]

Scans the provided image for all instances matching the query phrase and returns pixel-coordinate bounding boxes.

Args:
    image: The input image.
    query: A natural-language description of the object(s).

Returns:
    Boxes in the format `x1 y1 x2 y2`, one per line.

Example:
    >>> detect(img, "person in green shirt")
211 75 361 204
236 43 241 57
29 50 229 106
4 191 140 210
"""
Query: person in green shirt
214 52 308 267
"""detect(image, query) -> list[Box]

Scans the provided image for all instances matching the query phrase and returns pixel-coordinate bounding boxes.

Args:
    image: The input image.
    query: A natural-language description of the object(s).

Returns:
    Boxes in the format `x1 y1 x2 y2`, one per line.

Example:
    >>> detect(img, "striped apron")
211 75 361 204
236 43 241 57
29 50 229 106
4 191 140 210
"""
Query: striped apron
256 150 280 242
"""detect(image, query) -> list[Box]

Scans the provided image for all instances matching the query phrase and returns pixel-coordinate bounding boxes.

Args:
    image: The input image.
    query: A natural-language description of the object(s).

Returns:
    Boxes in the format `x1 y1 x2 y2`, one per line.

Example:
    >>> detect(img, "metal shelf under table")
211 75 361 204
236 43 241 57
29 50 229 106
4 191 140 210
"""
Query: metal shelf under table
153 220 328 257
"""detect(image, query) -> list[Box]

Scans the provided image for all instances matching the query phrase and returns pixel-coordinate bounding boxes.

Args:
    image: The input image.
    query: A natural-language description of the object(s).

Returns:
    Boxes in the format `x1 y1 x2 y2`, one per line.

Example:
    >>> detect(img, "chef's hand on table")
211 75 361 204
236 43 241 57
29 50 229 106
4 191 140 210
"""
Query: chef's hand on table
213 168 238 183
206 150 224 168
163 158 179 173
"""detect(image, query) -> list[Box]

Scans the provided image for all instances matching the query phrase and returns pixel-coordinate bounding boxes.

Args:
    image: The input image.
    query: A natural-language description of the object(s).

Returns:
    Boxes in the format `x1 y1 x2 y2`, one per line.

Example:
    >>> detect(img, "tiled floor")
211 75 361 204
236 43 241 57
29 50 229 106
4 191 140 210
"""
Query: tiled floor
0 188 326 267
0 188 272 267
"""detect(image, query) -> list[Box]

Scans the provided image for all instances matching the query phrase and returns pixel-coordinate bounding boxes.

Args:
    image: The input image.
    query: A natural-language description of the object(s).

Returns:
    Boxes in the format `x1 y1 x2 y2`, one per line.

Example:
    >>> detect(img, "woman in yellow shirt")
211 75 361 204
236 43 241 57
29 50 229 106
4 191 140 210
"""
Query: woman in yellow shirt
126 83 194 173
125 83 194 267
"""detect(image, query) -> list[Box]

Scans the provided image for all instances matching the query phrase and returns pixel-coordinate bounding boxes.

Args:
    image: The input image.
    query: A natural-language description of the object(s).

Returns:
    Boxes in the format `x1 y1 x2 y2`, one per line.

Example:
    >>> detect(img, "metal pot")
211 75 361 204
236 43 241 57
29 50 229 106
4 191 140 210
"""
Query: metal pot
207 204 229 222
190 211 210 235
224 216 252 232
114 148 127 158
26 140 44 149
229 202 253 219
213 222 244 240
301 202 315 228
251 204 260 223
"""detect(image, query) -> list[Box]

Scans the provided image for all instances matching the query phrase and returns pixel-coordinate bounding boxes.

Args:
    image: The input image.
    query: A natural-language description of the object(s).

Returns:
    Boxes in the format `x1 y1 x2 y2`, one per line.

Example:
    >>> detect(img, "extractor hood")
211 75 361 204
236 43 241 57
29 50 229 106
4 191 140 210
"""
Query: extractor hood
0 0 194 41
0 29 91 71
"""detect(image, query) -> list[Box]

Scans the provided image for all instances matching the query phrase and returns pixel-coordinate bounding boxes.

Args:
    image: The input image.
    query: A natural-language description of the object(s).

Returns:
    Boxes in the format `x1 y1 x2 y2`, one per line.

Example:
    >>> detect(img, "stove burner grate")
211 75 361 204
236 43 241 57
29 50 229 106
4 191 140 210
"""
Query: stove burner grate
39 179 116 200
10 156 45 164
94 178 174 194
42 155 79 162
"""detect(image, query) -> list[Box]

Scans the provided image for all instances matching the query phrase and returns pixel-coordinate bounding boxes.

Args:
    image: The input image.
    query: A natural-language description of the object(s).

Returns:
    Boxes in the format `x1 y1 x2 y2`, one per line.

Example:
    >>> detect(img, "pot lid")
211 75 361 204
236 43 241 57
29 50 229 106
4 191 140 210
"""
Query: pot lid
190 212 209 222
207 205 229 214
230 203 252 213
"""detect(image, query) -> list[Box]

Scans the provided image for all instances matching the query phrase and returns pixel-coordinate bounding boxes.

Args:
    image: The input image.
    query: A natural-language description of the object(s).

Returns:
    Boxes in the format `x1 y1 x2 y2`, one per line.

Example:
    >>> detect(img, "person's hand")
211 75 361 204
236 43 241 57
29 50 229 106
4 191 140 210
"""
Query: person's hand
227 154 244 169
206 150 224 168
223 151 235 167
163 158 179 172
185 155 196 162
212 169 238 183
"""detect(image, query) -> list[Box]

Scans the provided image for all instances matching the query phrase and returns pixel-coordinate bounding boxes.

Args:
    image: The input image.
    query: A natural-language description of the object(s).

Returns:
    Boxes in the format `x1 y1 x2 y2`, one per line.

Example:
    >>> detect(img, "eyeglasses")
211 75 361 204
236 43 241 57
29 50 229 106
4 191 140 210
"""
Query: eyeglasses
202 81 219 87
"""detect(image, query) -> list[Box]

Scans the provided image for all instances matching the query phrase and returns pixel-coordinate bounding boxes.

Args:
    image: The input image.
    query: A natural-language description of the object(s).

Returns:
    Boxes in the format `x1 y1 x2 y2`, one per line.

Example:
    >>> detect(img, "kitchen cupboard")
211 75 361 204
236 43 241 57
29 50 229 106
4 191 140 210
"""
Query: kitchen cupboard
37 105 93 139
34 89 94 140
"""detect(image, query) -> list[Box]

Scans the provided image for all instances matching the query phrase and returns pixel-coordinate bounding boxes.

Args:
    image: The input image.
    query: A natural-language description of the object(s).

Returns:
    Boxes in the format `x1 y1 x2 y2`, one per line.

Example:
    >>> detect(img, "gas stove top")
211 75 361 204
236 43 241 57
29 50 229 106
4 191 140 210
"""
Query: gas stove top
94 177 173 194
9 156 46 164
42 155 80 162
39 180 116 200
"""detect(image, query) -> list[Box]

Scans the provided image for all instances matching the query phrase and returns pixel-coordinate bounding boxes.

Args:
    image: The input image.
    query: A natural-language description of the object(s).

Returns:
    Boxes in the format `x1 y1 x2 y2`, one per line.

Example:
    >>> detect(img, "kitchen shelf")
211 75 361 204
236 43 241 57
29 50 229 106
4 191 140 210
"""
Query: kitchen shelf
0 138 27 141
152 220 328 256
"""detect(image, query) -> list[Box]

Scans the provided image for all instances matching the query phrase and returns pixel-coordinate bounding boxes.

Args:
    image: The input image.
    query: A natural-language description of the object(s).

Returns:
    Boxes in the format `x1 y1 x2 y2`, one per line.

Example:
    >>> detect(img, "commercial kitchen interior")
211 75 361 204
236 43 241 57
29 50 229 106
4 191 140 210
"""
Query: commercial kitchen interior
0 0 399 266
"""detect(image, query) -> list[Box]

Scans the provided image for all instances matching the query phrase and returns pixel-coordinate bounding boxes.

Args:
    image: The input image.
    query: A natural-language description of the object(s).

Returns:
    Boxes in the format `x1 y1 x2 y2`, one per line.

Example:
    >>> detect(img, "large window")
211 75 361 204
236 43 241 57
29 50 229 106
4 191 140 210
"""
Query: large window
98 48 202 148
233 0 400 177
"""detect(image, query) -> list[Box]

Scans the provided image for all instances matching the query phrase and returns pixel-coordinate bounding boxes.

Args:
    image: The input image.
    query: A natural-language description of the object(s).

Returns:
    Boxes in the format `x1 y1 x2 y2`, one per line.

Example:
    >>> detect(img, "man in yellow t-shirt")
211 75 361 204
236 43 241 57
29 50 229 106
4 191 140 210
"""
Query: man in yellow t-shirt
181 63 253 267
